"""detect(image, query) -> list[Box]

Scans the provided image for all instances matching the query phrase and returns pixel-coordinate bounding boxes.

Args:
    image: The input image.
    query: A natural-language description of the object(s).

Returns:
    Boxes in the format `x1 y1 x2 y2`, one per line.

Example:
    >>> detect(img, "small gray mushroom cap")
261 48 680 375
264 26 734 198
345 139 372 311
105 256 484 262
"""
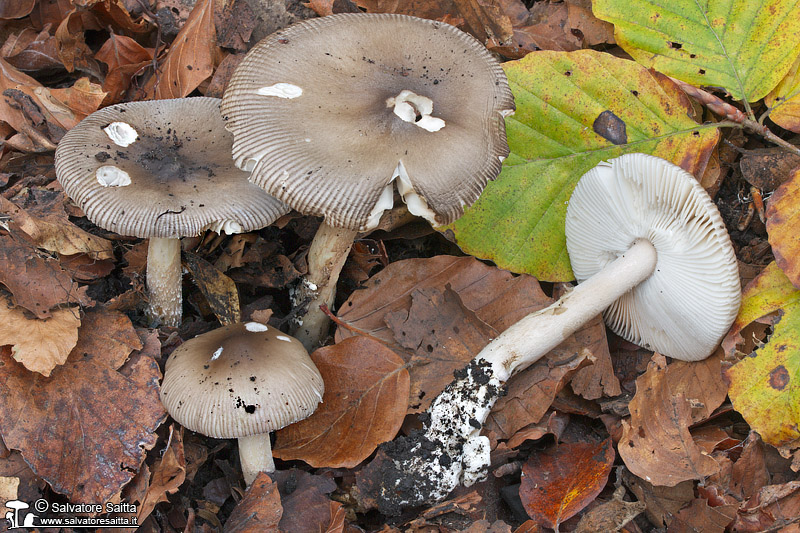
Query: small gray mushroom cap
565 153 741 361
221 13 515 231
54 97 288 239
160 323 324 439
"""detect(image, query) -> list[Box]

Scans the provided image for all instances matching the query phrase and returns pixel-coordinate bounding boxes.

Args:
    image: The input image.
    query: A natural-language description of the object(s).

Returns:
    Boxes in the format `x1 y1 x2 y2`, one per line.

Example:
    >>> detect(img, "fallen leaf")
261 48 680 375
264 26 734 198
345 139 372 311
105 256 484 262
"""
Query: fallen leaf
272 469 337 533
622 470 695 527
0 232 93 319
0 0 35 19
0 309 165 503
730 432 769 502
732 481 800 532
725 262 800 448
385 285 498 412
667 498 736 532
0 194 114 260
519 438 615 529
213 0 256 52
141 0 219 99
593 0 800 102
766 54 800 133
54 9 103 75
618 355 720 486
224 472 282 533
739 148 800 191
767 168 800 288
443 50 718 281
183 251 240 326
1 27 62 73
0 292 80 375
274 336 410 468
138 426 186 522
94 33 153 103
45 77 106 120
573 486 645 533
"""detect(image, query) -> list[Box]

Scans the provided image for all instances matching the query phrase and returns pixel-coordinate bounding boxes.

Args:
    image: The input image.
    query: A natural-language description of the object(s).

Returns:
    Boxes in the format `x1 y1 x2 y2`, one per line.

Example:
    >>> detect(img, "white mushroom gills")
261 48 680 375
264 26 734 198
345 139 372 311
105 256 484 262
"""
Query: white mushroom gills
103 122 138 147
96 165 131 187
387 90 445 132
203 219 243 235
257 83 303 99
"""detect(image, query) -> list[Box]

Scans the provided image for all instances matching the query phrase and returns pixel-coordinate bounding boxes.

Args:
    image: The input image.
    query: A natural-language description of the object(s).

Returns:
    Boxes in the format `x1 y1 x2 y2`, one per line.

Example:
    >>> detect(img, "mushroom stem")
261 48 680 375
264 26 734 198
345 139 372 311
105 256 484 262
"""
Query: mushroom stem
377 239 658 511
146 237 183 327
293 222 359 350
238 434 275 486
483 238 658 381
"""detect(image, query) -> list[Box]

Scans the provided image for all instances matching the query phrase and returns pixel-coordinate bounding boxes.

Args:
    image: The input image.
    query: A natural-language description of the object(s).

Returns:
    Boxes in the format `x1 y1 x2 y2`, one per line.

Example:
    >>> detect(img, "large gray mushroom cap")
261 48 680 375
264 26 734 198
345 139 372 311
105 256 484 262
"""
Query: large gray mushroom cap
221 13 515 231
565 153 741 361
160 322 324 439
54 97 288 239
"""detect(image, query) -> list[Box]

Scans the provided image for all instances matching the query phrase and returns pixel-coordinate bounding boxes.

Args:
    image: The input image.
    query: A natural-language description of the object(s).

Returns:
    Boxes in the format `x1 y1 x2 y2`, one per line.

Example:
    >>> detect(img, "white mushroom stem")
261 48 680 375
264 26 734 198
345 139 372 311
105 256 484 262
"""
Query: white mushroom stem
379 239 658 510
238 434 275 486
146 237 183 327
292 223 359 350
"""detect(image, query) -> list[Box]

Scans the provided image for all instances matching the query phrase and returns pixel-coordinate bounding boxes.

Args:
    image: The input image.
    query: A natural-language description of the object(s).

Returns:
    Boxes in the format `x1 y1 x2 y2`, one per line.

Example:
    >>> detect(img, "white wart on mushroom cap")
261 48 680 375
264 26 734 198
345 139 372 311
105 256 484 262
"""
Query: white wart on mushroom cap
221 13 515 231
54 97 288 238
160 322 324 438
565 153 741 361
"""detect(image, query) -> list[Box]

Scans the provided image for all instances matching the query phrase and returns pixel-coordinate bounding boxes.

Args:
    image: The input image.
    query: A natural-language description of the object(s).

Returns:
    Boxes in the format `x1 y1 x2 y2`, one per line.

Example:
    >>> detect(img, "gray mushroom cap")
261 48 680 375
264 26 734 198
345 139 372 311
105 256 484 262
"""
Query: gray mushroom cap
221 13 515 231
54 97 289 239
160 322 324 439
565 153 741 361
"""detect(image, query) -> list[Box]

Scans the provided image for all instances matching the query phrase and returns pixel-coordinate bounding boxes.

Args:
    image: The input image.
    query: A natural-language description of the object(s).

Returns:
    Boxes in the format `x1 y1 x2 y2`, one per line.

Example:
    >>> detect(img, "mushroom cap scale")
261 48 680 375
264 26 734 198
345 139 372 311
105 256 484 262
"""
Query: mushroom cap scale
222 13 515 231
55 97 288 239
565 153 741 361
160 323 324 439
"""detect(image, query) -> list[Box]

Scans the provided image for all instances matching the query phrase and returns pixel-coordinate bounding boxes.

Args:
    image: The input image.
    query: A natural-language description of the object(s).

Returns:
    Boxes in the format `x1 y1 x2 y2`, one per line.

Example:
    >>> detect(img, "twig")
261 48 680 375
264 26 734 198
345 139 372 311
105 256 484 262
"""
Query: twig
669 77 800 156
318 304 393 348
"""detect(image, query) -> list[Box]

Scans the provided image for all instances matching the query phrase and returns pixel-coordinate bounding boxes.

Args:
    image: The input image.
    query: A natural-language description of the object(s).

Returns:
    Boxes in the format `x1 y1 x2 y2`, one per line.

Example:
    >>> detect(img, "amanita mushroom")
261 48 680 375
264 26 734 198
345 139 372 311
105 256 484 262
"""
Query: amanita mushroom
221 13 515 349
160 322 323 485
375 153 742 512
55 97 288 327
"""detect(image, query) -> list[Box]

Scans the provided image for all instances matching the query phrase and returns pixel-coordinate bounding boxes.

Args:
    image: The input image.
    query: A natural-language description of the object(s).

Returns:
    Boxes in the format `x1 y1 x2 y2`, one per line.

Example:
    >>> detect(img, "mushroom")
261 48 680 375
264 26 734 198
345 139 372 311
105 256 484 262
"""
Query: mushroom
55 97 288 327
375 153 742 511
159 322 323 485
221 13 515 349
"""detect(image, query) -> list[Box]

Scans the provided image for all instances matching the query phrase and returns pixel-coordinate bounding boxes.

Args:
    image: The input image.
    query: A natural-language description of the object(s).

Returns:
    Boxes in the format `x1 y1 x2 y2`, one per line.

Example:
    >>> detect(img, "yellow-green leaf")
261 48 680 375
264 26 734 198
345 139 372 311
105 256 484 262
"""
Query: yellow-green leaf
767 167 800 288
726 262 800 448
593 0 800 102
765 55 800 133
443 50 718 281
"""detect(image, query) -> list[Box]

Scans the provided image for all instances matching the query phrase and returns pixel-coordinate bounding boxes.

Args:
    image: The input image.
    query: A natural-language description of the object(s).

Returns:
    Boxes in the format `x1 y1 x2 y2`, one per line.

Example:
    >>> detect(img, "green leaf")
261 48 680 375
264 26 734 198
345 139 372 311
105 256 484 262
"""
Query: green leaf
593 0 800 102
442 50 719 281
726 262 800 448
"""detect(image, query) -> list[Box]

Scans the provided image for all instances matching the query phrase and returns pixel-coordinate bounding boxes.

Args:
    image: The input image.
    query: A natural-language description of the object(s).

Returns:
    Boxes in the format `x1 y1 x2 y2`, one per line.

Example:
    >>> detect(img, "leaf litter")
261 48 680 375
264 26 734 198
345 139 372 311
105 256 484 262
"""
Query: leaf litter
1 0 799 530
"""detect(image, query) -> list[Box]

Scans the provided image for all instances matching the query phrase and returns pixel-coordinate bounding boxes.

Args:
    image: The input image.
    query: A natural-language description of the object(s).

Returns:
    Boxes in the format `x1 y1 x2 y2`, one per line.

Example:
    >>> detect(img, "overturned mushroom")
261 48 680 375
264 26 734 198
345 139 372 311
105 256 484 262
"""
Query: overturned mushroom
221 13 515 349
55 97 288 326
160 322 323 485
375 153 742 512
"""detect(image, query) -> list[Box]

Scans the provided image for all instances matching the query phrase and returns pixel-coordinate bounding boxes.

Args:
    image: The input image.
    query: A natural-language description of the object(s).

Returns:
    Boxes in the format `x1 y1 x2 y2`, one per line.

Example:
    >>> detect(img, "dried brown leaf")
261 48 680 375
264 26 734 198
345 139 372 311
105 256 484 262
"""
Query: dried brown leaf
1 28 61 73
184 251 240 326
0 292 80 375
732 481 800 532
519 439 615 529
622 470 694 527
273 469 337 533
667 498 736 533
0 232 93 318
0 309 165 503
138 426 186 522
619 355 720 487
0 0 35 19
274 336 410 468
224 472 282 533
54 9 102 74
142 0 219 99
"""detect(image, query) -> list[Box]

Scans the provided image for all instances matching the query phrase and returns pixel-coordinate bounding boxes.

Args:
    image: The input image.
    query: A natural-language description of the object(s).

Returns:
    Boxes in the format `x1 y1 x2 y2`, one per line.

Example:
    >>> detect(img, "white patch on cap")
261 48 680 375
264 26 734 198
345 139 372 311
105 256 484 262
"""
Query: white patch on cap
245 322 268 332
103 122 138 147
392 161 438 225
203 219 243 235
257 83 303 99
210 347 223 361
276 335 292 342
96 166 131 187
386 90 445 132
